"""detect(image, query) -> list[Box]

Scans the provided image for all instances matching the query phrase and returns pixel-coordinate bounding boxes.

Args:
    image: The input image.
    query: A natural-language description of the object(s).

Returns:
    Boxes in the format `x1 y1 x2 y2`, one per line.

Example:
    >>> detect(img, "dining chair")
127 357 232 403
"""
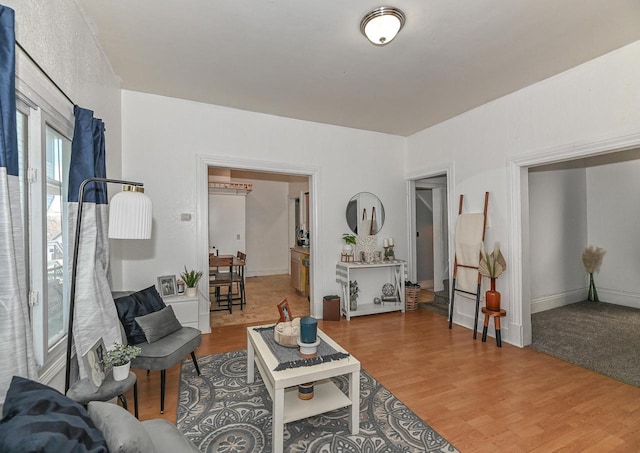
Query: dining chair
209 255 234 313
215 253 245 310
235 251 247 307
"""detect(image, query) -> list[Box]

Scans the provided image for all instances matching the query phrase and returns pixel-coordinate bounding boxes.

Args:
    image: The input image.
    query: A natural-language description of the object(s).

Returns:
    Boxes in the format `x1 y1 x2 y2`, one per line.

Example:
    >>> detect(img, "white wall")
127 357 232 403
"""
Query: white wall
528 166 588 313
119 90 406 320
406 40 640 346
243 178 290 277
586 152 640 307
208 194 246 255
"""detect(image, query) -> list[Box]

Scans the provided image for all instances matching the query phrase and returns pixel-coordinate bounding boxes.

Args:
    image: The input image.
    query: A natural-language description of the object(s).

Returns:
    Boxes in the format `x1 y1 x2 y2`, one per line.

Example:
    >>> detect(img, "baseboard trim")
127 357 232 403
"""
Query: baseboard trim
245 269 288 278
596 288 640 309
531 288 640 312
530 288 586 314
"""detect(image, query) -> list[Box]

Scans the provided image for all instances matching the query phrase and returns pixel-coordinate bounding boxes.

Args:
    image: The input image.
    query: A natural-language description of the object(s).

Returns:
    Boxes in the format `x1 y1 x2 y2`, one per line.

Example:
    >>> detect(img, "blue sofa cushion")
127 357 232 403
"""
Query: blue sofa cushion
114 285 166 345
0 376 107 453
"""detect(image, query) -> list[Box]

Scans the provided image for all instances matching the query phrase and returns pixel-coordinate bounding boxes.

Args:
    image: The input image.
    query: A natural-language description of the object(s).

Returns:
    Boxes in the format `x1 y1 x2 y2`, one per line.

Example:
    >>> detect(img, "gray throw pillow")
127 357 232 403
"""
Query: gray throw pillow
135 305 182 343
87 401 153 453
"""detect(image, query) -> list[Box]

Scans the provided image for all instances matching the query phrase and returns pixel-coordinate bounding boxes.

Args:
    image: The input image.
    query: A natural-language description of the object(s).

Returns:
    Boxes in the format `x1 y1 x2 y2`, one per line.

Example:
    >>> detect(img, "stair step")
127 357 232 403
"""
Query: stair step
418 301 449 317
434 290 449 306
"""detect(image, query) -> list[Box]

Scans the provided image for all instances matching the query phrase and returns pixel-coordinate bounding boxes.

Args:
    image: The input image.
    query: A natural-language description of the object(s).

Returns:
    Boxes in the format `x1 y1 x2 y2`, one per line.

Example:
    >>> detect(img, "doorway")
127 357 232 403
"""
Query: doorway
408 170 452 316
509 132 640 347
196 155 320 331
206 167 310 327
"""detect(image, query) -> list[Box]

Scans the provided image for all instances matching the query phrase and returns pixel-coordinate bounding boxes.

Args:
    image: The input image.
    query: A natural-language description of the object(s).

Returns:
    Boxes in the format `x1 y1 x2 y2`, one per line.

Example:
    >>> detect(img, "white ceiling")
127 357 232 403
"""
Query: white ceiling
77 0 640 136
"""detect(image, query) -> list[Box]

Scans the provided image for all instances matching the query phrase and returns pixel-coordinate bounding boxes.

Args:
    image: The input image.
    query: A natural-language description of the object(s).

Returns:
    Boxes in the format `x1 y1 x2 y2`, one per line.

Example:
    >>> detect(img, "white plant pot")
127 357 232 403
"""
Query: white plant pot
185 286 197 297
342 244 354 254
112 362 130 381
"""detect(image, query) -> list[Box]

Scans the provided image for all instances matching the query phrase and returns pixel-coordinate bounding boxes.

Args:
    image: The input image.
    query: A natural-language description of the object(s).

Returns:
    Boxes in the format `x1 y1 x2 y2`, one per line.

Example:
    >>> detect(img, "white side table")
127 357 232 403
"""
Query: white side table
163 294 199 329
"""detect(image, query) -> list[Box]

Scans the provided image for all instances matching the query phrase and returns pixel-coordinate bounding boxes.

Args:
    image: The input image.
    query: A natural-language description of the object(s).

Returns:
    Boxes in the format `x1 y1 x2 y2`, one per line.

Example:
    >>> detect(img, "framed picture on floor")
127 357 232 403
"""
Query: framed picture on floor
157 275 177 297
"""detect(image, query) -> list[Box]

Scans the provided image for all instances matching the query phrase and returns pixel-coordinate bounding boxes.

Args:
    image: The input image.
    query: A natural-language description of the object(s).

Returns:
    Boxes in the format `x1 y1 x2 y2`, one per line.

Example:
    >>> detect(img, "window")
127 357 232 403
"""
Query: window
44 126 70 348
16 70 74 369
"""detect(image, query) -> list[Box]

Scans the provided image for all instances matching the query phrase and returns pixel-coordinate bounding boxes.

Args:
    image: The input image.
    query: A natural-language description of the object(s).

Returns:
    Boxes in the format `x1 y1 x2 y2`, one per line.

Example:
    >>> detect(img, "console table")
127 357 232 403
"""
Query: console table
163 294 199 329
336 260 407 320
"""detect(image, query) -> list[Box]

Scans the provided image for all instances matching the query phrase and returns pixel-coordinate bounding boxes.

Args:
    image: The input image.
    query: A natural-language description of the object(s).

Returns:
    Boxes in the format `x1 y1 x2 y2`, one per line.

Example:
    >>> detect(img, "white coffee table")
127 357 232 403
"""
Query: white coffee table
247 325 360 452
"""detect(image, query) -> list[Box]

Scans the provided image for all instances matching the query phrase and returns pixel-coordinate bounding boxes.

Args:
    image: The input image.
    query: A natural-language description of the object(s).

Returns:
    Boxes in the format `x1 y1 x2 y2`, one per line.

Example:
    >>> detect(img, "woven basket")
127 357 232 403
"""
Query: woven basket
405 286 421 312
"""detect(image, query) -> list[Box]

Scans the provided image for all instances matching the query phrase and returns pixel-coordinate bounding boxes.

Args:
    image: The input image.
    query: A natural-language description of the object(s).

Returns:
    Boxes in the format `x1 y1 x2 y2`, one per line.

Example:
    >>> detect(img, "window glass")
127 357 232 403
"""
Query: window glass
45 125 70 348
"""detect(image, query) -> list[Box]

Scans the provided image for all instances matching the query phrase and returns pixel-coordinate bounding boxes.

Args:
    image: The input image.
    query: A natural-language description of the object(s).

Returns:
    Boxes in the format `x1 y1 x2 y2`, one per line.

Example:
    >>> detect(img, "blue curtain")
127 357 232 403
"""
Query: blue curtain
68 106 121 381
0 5 37 403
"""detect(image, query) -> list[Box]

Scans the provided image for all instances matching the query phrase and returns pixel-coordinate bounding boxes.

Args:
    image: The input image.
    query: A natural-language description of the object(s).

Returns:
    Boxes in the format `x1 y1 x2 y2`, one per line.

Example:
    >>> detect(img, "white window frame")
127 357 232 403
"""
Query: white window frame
16 50 74 376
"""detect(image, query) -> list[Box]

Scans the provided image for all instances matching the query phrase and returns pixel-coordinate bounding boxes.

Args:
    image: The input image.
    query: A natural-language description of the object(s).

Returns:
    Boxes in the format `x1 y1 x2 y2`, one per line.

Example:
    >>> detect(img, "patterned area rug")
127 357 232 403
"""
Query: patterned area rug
177 350 458 452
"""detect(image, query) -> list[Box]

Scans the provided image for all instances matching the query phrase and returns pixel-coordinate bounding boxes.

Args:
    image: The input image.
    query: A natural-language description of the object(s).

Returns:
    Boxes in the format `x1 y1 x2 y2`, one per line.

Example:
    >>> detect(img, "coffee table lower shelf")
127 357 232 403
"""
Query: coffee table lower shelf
283 379 351 423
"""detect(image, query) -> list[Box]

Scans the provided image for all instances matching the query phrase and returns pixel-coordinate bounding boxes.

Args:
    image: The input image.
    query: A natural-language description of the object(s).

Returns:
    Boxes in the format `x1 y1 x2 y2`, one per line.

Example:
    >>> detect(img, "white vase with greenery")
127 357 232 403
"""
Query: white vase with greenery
342 233 356 254
102 342 141 381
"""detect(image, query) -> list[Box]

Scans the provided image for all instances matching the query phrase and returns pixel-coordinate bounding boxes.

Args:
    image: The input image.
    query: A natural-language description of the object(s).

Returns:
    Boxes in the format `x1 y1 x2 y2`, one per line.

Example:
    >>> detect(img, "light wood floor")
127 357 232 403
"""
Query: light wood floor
129 277 640 452
209 274 310 328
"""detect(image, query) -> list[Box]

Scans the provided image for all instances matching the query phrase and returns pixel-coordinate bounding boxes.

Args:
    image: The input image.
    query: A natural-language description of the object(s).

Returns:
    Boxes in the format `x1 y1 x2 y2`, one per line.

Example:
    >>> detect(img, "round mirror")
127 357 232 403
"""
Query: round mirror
346 192 385 235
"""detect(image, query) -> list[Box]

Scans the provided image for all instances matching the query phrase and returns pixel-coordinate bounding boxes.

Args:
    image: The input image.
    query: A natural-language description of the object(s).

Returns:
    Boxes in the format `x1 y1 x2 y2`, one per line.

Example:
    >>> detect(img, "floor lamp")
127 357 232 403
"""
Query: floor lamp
64 177 152 393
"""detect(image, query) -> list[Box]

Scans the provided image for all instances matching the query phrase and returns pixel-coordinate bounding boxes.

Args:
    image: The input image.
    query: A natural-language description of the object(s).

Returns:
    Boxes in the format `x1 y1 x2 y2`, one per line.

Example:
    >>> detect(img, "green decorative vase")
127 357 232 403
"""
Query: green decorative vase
587 273 599 301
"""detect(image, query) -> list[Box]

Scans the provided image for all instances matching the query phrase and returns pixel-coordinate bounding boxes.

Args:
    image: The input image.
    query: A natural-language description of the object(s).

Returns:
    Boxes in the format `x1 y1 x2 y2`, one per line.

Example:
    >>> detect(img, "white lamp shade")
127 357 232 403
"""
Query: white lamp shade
108 187 152 239
361 7 405 46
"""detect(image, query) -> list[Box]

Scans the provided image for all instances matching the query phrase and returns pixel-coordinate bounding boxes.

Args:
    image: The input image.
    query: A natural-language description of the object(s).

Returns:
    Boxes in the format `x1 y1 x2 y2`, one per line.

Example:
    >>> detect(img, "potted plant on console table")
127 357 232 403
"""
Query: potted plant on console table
342 233 356 254
180 267 203 297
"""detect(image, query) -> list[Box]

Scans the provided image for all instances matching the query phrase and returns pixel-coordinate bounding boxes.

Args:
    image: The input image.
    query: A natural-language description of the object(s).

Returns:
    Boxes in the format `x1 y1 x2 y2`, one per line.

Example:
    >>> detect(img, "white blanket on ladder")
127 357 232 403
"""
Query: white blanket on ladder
454 213 484 299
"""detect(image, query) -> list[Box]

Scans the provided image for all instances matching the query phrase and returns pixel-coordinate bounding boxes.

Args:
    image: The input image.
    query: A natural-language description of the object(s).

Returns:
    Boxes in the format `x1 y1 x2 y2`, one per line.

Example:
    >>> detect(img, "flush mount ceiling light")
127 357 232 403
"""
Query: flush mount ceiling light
360 6 406 46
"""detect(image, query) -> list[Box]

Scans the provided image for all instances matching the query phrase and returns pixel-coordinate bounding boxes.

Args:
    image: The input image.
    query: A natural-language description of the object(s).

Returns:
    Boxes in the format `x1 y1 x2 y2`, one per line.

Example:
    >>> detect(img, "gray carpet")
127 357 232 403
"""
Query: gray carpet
530 301 640 387
419 301 449 318
177 350 458 452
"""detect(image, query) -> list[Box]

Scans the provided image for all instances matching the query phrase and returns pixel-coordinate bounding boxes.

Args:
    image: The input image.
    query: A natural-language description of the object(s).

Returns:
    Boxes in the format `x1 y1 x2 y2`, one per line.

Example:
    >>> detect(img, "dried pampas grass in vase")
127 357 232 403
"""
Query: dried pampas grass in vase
581 245 606 301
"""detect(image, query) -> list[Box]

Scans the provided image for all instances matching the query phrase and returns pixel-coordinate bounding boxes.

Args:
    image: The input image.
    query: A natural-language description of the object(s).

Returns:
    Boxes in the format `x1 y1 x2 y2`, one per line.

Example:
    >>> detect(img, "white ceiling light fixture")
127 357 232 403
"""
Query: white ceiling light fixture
360 6 406 46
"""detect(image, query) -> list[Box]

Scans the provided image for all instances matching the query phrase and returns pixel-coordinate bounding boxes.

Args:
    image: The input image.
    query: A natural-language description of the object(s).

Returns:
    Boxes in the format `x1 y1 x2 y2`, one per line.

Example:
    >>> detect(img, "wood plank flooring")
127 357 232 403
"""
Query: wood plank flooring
209 274 310 328
129 276 640 452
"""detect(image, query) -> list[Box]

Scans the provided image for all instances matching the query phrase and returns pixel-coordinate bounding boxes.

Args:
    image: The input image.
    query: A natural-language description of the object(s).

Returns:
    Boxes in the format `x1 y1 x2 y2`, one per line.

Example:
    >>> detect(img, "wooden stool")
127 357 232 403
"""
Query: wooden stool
481 307 507 347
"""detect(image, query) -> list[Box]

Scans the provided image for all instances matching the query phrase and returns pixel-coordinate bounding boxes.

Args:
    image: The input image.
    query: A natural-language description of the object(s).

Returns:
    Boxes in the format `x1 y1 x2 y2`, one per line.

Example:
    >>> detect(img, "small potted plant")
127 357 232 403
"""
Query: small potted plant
180 266 203 297
349 280 359 311
342 233 356 255
102 342 141 381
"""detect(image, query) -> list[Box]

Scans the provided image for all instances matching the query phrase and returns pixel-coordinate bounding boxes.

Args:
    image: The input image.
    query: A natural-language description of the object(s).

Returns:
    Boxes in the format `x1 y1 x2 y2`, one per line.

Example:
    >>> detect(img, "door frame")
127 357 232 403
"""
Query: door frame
196 154 320 317
406 163 455 285
509 131 640 347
